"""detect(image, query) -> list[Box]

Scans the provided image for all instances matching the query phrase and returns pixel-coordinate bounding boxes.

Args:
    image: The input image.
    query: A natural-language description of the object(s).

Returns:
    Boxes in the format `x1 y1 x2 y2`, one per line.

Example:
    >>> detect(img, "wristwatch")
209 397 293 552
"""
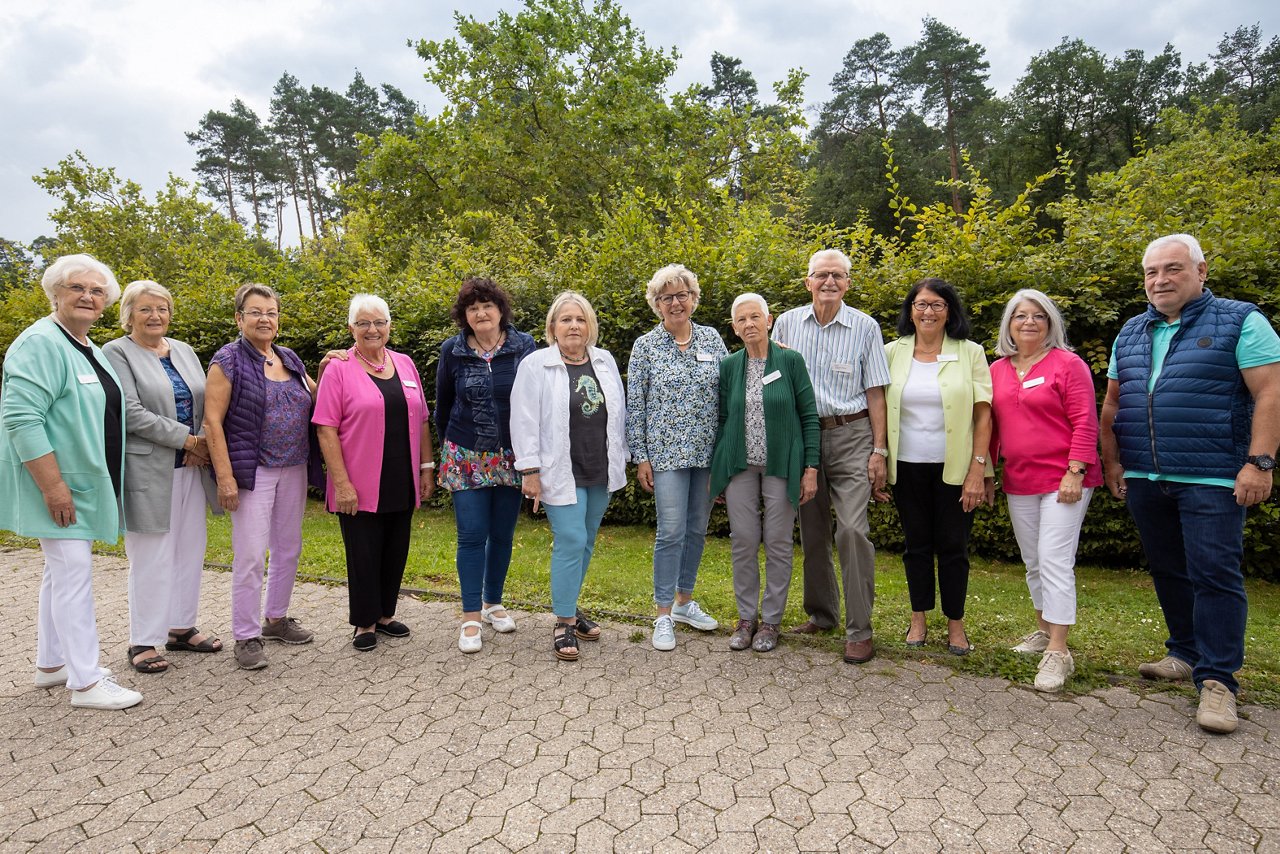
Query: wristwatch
973 455 987 465
1067 463 1088 476
1246 454 1277 472
872 447 889 458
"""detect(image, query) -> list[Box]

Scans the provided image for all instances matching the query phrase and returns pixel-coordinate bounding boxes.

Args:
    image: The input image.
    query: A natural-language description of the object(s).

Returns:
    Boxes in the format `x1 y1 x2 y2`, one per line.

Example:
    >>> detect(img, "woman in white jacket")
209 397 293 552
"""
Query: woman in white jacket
510 291 628 661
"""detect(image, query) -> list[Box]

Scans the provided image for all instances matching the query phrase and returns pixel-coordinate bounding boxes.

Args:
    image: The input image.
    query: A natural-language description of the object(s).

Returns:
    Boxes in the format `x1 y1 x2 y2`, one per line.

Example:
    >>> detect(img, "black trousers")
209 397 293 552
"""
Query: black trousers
338 509 414 628
893 462 973 619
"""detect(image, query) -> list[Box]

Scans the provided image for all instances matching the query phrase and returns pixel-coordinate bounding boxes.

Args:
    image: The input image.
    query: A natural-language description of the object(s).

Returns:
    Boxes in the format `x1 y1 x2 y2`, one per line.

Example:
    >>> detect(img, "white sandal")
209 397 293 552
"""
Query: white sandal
481 604 517 633
458 620 483 653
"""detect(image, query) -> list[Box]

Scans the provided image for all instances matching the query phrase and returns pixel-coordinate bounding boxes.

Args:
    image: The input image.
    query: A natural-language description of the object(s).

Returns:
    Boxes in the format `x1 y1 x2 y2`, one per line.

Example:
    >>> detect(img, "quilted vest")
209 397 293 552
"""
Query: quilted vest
1113 288 1256 479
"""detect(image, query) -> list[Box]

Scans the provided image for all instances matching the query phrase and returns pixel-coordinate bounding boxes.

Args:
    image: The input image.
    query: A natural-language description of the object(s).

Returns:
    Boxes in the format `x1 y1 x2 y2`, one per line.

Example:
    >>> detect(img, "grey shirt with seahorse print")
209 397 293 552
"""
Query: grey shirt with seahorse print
566 361 609 487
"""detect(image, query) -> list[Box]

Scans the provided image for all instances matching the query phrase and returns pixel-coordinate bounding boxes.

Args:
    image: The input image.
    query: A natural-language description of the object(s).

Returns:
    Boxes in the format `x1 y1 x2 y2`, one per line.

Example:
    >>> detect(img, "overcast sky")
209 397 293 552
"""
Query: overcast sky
2 0 1276 244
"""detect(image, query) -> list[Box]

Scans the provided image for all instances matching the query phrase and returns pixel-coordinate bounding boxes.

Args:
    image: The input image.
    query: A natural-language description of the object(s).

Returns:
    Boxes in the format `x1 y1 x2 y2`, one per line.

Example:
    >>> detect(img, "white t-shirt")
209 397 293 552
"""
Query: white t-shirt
897 359 945 463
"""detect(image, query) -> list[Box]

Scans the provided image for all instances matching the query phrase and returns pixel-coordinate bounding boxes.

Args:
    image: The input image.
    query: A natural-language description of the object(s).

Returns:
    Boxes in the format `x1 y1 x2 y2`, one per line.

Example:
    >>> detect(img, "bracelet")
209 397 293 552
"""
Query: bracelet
519 468 540 476
420 462 436 470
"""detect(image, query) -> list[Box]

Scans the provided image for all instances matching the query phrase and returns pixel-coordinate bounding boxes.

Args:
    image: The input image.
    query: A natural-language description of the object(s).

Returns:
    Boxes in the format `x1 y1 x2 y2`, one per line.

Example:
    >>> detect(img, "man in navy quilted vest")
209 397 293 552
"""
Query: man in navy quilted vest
1100 233 1280 735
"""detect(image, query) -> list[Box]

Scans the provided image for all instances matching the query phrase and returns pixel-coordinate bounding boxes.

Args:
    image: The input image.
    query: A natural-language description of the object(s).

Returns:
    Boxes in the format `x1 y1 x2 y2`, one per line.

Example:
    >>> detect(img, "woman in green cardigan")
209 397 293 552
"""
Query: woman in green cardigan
710 293 821 652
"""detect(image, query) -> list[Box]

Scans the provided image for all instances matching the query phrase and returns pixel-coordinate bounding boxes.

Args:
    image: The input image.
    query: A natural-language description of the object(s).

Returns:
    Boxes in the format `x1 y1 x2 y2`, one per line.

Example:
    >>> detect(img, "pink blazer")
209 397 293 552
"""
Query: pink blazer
312 349 430 513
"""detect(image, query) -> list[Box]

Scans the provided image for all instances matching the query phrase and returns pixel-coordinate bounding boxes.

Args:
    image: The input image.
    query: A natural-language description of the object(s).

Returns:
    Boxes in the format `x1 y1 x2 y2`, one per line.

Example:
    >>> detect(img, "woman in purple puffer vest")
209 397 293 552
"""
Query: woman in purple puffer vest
204 283 324 671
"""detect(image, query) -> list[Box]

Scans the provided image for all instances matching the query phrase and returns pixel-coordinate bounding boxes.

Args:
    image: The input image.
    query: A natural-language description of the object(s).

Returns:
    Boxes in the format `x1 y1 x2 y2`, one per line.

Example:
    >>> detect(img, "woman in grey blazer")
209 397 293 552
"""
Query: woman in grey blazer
103 281 221 674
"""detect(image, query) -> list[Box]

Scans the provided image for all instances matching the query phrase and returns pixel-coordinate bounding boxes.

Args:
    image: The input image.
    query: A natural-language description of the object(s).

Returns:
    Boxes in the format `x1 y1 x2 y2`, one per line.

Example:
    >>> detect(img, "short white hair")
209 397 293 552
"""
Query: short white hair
995 289 1072 357
1143 233 1205 267
807 248 851 276
119 280 173 332
731 292 769 318
348 293 391 325
40 254 121 309
644 264 701 317
544 290 599 347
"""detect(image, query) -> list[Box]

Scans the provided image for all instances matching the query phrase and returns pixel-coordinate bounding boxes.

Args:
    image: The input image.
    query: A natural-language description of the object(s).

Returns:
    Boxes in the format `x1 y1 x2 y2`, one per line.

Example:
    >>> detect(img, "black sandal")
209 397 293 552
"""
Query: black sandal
574 610 601 641
127 645 169 674
166 627 223 653
553 622 579 661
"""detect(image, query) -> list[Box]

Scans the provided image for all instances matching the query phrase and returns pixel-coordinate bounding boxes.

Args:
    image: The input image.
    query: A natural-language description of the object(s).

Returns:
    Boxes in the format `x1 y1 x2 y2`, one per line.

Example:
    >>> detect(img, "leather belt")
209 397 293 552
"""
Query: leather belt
818 411 868 430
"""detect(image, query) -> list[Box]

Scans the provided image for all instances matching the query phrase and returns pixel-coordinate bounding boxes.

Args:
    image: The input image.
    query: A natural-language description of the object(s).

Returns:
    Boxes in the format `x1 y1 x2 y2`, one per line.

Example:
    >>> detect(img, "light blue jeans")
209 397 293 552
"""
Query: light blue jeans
544 486 611 618
652 467 712 607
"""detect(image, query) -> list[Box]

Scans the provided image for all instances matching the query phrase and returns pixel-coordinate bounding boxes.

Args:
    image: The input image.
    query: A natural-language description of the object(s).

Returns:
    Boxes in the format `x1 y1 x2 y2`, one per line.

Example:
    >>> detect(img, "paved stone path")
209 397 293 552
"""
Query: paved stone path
1 547 1278 852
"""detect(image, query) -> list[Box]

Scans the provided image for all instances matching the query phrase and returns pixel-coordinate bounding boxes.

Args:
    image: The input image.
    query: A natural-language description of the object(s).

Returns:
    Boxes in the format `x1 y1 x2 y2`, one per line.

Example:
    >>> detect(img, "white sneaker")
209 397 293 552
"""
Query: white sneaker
458 620 483 653
652 615 676 651
34 665 111 689
1034 650 1074 693
481 605 517 633
671 599 718 631
1012 630 1051 654
70 675 142 710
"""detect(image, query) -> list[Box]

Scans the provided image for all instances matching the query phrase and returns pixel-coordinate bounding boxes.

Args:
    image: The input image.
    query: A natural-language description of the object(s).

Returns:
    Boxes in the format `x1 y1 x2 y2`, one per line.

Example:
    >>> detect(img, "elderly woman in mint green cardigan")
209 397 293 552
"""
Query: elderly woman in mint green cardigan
710 293 820 654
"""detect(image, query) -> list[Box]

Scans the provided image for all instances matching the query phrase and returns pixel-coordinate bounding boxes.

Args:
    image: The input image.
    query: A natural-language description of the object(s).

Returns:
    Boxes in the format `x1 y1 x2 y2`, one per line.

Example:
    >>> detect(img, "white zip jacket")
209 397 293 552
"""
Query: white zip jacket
510 345 629 506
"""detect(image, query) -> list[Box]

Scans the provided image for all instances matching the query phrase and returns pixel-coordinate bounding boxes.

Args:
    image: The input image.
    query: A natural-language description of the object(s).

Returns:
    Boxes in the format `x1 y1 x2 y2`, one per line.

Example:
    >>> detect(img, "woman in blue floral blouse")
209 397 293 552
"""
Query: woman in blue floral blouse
436 278 537 653
626 264 728 651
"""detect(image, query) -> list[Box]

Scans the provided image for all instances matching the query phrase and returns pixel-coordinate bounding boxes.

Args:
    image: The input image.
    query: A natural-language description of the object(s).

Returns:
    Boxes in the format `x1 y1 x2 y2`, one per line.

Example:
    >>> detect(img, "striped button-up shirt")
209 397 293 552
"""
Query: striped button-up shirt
771 303 890 417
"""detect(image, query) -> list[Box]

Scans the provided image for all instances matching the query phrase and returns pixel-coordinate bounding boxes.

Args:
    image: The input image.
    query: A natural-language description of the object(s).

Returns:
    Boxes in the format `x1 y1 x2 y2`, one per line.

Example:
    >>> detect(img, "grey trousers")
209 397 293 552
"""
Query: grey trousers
797 418 876 642
726 466 797 625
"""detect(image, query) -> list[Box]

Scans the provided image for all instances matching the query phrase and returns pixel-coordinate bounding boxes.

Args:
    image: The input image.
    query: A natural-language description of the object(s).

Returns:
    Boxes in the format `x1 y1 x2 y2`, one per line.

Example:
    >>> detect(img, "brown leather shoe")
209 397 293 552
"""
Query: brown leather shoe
843 638 874 664
787 620 827 635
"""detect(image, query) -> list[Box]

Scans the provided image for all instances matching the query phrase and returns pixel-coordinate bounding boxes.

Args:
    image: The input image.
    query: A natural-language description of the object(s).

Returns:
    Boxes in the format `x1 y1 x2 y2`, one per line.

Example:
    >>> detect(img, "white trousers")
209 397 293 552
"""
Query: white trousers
37 538 106 691
125 467 209 647
1006 489 1094 626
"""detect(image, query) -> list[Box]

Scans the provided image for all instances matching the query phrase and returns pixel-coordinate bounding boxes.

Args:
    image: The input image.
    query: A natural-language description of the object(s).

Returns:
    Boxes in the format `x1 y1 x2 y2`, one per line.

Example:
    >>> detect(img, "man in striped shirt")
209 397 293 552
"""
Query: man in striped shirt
772 249 891 664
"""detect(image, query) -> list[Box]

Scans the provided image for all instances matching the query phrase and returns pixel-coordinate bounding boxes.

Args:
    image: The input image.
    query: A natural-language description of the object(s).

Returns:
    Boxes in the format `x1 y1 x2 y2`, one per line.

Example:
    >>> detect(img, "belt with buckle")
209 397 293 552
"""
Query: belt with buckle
818 411 868 430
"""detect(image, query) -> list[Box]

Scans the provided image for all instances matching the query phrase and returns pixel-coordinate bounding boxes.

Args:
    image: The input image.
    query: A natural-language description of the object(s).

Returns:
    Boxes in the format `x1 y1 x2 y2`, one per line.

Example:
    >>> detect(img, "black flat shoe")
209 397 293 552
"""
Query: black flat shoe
353 630 378 651
905 628 927 648
375 620 410 638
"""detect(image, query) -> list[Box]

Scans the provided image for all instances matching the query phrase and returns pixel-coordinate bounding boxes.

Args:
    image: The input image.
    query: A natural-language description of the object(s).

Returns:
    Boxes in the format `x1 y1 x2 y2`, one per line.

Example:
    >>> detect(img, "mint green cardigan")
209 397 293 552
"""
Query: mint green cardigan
0 317 126 541
883 334 992 486
710 341 821 508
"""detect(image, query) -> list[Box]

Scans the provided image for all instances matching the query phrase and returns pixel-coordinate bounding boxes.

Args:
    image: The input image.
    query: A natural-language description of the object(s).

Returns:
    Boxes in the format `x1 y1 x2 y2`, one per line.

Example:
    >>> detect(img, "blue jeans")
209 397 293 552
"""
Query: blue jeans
452 485 523 613
1126 477 1248 693
652 467 712 607
544 486 611 618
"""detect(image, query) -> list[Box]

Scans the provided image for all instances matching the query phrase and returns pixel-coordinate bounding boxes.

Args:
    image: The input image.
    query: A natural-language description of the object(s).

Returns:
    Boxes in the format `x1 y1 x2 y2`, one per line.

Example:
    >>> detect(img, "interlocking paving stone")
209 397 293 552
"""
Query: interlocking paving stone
2 547 1279 851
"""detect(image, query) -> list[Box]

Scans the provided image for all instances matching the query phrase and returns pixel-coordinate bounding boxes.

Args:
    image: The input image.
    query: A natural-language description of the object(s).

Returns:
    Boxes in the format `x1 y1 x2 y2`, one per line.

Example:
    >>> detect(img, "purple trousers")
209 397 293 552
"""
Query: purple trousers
230 464 306 640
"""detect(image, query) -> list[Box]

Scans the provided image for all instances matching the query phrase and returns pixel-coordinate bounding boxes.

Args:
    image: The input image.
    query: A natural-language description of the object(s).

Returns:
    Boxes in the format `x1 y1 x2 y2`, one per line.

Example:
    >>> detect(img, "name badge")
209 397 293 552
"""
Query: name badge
696 352 716 363
762 370 782 385
937 353 958 362
77 373 100 385
402 380 418 389
831 362 853 374
1022 376 1045 389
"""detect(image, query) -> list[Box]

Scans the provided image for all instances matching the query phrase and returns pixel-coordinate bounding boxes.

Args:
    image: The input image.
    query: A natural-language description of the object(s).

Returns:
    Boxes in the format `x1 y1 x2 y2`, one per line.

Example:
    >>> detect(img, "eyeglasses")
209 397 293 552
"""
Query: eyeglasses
353 319 389 330
1013 312 1049 324
809 271 849 283
240 309 280 320
913 301 948 313
62 283 108 300
657 291 692 306
134 305 171 316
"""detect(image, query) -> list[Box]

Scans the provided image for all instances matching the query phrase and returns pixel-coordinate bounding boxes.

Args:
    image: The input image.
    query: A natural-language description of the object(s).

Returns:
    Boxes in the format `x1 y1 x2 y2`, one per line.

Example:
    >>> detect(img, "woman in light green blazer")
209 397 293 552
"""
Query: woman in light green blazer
883 278 992 656
0 254 142 710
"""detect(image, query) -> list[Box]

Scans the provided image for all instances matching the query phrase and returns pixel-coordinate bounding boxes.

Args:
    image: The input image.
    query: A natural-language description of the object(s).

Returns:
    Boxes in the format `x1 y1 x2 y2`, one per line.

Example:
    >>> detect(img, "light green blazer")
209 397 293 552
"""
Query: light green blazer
884 334 992 486
0 316 126 541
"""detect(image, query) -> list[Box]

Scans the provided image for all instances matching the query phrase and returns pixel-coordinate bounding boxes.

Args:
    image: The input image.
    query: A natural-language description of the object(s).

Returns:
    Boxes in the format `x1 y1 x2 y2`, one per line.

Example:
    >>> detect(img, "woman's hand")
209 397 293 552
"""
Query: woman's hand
217 480 240 512
1057 471 1084 504
1104 460 1127 500
799 467 818 505
419 472 435 502
335 481 359 515
983 477 996 507
42 481 76 527
522 472 542 503
961 464 986 512
636 461 654 493
317 349 349 379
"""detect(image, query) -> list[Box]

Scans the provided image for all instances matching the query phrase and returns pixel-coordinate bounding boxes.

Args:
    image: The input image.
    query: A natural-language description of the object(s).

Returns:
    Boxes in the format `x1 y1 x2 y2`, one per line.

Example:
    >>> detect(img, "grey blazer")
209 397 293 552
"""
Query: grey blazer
102 335 220 533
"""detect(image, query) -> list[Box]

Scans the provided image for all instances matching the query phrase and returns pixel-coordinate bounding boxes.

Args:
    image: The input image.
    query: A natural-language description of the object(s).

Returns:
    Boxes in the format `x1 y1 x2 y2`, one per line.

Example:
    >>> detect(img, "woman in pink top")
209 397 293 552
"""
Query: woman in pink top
989 289 1102 694
313 294 435 651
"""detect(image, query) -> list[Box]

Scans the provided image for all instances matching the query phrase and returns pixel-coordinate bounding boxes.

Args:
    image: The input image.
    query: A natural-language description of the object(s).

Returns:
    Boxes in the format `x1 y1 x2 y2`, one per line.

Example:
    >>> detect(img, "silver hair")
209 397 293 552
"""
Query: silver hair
995 288 1072 356
643 264 702 317
807 248 852 276
731 292 769 318
544 290 599 347
40 254 121 309
1143 233 1206 266
347 293 391 325
118 280 174 332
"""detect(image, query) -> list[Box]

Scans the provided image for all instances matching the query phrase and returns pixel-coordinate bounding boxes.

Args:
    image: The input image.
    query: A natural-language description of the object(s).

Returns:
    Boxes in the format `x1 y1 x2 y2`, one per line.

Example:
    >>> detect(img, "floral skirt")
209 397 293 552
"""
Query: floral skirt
440 440 521 492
